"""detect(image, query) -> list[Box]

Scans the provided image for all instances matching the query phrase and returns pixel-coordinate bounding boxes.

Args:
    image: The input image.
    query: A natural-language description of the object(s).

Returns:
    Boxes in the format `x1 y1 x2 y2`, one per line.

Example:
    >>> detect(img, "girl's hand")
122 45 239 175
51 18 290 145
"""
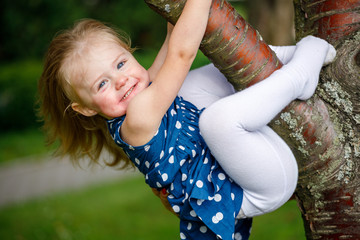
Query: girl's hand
151 188 179 217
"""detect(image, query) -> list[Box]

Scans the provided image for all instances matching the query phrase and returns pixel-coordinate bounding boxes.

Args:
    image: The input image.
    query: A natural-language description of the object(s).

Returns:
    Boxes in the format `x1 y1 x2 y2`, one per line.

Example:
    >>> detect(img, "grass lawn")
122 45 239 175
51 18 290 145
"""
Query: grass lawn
0 128 55 164
0 176 305 240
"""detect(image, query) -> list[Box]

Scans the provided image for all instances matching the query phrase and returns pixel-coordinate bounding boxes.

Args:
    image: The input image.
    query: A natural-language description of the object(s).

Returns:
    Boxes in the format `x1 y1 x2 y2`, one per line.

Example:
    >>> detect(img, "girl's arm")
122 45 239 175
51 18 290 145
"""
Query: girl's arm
122 0 212 146
148 23 174 81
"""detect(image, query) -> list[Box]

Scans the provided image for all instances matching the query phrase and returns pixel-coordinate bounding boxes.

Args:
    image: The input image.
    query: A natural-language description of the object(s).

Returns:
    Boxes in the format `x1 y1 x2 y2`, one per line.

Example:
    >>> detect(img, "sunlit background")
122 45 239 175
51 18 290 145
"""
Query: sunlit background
0 0 304 239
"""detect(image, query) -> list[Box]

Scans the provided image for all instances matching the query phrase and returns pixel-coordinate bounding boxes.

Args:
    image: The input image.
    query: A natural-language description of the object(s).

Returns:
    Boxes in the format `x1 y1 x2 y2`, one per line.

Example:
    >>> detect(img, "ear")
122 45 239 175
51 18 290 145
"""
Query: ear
71 102 97 117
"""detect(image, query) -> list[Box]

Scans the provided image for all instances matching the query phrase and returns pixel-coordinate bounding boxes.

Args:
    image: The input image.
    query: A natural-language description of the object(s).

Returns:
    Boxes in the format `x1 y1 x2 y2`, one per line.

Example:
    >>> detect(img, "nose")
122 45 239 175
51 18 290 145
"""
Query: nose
115 75 127 90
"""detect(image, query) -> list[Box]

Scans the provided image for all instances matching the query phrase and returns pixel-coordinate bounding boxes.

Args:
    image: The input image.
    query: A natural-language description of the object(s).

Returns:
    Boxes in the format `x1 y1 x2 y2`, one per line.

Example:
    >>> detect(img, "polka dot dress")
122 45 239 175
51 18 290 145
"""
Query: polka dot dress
107 96 252 240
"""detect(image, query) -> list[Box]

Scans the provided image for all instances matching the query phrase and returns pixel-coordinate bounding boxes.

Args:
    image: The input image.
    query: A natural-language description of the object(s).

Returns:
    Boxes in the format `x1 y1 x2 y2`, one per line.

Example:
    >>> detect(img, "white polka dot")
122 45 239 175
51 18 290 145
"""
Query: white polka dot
197 199 204 206
201 149 205 155
190 210 197 217
155 162 160 168
144 145 150 151
145 161 150 168
129 145 135 150
231 193 235 201
207 174 212 182
171 109 177 116
145 174 148 180
214 194 222 202
179 145 185 151
162 173 168 182
234 232 242 240
203 157 208 164
180 232 186 240
169 147 174 153
168 194 174 199
216 212 223 220
212 212 223 224
196 180 204 188
173 205 180 213
169 155 174 164
199 226 207 233
176 121 182 129
182 173 187 181
192 150 196 158
188 126 195 131
171 183 174 191
160 150 164 159
180 159 186 166
190 179 193 184
164 130 167 138
187 223 192 230
156 182 162 188
134 158 140 165
218 173 226 180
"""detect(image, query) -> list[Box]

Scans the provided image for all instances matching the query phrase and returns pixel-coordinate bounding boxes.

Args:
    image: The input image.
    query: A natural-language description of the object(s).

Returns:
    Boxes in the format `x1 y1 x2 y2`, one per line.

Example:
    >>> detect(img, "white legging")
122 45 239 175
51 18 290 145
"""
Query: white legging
179 60 297 217
178 40 331 218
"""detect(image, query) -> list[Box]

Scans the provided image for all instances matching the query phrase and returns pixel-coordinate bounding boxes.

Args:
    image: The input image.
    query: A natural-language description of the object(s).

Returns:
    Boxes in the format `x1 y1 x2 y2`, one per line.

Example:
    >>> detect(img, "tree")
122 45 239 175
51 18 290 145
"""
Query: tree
144 0 360 239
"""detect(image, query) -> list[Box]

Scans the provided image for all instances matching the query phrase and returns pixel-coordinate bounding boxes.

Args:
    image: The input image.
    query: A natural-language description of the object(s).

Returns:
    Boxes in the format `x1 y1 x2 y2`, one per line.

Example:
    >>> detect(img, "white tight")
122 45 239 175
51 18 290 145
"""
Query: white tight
179 38 334 217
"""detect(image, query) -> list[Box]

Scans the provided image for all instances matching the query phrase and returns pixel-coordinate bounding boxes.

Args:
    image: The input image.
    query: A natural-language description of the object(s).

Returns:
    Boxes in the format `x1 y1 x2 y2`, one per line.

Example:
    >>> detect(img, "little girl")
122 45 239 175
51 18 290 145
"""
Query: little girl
38 0 335 239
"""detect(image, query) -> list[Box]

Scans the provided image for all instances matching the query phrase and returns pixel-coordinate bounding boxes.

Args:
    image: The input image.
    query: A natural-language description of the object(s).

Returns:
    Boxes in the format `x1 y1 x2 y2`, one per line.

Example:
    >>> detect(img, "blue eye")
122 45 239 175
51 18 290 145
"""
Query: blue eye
117 61 124 70
98 80 106 90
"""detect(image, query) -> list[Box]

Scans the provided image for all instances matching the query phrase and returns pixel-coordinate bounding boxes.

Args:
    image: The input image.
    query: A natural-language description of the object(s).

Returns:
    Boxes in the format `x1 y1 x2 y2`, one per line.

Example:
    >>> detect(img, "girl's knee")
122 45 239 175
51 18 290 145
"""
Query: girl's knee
199 105 220 138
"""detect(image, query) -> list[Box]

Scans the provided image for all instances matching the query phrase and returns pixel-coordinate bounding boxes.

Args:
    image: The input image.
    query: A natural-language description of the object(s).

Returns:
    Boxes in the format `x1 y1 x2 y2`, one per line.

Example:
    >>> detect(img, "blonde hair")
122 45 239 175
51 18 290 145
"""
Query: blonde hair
38 19 134 168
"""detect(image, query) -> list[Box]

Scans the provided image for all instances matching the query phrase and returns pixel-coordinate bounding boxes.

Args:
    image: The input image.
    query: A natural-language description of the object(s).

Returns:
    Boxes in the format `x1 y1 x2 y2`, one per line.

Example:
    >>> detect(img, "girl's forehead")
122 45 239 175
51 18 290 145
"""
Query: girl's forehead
84 37 128 58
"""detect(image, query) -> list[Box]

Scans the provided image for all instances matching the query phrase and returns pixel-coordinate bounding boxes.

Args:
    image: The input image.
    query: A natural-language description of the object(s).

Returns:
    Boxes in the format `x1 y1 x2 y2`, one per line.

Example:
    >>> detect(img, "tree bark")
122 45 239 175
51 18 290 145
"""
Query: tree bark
288 1 360 239
144 0 360 239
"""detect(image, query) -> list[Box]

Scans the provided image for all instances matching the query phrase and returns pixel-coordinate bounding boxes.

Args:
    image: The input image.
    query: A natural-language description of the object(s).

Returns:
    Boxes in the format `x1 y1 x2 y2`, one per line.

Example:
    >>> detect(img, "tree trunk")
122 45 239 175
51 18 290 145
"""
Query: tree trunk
144 0 360 239
288 0 360 239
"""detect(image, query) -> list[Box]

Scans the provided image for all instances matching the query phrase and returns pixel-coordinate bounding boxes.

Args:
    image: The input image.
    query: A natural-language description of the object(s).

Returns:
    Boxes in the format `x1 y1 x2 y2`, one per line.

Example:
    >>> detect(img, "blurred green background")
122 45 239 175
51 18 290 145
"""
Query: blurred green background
0 0 305 239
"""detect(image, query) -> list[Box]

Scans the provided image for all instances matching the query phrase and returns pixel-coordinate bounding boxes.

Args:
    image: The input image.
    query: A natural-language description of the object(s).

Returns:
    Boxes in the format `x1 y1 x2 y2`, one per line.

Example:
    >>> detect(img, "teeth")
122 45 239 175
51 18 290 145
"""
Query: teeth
122 86 134 100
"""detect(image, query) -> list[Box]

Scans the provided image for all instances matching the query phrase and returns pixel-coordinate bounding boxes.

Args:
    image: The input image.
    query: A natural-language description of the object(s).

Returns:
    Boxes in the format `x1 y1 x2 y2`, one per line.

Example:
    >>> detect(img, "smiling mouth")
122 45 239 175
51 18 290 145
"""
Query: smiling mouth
122 85 135 100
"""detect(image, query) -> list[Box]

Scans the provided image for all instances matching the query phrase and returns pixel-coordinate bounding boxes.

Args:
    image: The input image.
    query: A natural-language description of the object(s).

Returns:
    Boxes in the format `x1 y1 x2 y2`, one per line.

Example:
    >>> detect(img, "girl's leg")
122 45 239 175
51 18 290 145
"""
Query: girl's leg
179 64 235 109
179 45 297 109
199 36 336 217
269 45 296 64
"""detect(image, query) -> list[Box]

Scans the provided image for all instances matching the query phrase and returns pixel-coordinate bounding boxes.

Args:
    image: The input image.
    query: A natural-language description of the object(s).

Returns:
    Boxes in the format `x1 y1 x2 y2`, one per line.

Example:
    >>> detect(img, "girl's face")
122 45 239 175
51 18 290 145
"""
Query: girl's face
70 39 150 119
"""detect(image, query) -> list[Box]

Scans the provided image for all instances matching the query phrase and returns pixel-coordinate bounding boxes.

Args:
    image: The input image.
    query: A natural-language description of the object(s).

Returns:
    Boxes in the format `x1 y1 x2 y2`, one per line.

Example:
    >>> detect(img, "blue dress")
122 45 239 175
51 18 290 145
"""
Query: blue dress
107 96 252 240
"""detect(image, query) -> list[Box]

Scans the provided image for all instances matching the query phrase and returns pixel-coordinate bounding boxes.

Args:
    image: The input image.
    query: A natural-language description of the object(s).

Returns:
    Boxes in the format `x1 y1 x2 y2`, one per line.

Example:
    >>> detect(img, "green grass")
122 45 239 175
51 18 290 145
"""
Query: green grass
0 128 54 164
0 176 305 240
251 200 306 240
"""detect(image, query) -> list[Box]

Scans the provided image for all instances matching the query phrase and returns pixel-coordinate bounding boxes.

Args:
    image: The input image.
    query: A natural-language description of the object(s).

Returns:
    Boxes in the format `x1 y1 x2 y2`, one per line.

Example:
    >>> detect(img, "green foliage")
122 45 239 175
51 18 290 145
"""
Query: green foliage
0 60 43 132
0 0 165 62
0 176 305 240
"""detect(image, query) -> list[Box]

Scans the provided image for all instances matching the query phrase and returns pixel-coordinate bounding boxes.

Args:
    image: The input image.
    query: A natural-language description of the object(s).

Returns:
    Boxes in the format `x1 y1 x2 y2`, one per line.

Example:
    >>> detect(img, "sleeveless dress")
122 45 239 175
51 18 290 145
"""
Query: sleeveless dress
107 96 252 240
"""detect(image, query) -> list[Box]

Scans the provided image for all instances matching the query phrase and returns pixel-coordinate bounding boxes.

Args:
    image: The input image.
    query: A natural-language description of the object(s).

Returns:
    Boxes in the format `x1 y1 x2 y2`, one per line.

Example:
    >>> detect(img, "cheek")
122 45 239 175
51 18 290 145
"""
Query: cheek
92 95 112 111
